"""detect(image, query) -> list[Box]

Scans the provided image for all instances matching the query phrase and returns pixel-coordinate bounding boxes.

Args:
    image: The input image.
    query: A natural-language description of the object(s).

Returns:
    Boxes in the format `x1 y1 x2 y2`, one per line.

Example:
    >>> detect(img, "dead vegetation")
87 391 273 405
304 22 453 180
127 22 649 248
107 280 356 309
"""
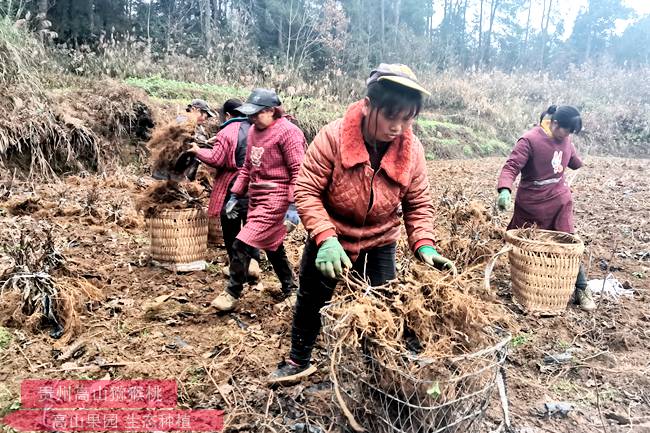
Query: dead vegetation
0 83 154 179
7 197 41 216
322 257 516 432
136 180 206 218
0 23 154 178
146 121 197 178
0 223 102 344
50 81 154 140
317 194 517 430
135 120 209 218
328 260 514 358
436 189 505 270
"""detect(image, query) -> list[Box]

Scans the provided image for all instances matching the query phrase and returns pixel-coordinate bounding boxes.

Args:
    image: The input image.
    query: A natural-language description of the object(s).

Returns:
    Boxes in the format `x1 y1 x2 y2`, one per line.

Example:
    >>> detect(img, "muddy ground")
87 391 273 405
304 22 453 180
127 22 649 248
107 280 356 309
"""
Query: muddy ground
0 157 649 433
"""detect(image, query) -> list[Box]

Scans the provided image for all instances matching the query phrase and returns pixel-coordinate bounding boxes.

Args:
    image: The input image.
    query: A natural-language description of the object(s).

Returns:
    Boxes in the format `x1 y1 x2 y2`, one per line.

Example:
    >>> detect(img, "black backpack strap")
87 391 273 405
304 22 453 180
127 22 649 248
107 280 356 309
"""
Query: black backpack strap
235 121 251 168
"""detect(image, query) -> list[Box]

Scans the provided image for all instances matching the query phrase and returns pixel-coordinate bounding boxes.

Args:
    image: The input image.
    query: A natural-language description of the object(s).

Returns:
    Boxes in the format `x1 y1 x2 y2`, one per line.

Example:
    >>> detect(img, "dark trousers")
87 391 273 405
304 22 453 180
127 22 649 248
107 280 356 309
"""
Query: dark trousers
226 239 296 299
576 263 587 290
219 198 260 263
290 240 397 365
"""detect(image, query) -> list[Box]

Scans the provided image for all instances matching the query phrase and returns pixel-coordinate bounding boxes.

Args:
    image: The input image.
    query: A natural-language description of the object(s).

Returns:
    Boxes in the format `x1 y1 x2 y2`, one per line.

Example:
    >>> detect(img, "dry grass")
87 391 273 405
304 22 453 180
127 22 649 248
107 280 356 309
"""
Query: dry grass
0 17 46 94
0 19 154 178
418 64 650 157
136 180 206 218
0 224 102 345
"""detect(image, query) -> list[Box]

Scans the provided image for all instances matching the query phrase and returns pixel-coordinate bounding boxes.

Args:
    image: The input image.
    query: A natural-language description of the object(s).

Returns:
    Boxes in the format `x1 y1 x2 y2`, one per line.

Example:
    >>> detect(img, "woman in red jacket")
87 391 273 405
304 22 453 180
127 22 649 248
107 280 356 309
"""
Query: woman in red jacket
210 88 306 312
269 64 455 382
496 105 595 311
188 99 261 289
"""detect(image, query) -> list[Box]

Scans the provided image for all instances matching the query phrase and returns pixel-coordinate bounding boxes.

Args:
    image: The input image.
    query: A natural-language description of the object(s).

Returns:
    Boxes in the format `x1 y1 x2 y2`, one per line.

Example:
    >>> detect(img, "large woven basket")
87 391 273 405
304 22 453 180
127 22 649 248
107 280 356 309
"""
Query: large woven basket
207 216 224 247
505 229 584 314
148 208 208 268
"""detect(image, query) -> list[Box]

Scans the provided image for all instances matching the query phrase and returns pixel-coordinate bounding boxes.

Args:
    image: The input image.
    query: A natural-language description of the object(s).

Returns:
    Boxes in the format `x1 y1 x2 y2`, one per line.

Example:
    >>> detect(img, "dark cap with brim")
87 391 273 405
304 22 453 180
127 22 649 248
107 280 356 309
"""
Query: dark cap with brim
236 88 281 116
187 99 217 117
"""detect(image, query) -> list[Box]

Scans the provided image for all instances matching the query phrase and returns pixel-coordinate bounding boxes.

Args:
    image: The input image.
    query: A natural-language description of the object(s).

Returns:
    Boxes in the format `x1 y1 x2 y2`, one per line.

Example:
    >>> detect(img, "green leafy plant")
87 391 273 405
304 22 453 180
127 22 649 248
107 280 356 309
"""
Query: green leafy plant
511 332 532 348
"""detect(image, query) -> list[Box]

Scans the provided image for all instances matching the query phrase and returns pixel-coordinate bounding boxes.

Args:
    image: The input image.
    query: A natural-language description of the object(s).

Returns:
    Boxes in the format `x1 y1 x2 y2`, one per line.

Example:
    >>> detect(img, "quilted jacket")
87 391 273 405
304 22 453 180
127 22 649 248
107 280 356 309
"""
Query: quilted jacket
295 100 436 261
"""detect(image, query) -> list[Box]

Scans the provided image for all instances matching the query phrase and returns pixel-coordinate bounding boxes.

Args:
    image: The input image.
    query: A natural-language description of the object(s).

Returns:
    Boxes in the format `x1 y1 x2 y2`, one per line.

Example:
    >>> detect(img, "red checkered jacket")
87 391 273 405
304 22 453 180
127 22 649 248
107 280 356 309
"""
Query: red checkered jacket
231 117 307 250
231 117 306 200
195 121 243 217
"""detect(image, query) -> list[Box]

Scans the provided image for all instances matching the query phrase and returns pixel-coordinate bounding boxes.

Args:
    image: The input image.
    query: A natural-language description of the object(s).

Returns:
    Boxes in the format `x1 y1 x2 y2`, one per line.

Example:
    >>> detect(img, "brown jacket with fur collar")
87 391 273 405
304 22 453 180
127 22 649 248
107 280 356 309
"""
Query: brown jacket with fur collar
295 100 435 261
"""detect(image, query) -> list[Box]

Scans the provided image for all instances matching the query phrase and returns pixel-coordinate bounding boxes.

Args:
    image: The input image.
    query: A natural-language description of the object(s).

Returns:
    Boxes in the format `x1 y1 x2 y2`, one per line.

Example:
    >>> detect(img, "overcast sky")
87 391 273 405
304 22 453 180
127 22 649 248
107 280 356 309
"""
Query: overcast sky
432 0 650 39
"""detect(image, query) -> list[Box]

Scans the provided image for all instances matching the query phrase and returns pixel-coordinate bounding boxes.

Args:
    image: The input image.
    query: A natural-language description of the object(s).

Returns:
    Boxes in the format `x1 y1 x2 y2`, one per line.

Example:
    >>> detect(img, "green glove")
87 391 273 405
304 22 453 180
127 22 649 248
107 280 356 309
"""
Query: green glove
316 237 352 279
497 189 511 211
417 245 456 273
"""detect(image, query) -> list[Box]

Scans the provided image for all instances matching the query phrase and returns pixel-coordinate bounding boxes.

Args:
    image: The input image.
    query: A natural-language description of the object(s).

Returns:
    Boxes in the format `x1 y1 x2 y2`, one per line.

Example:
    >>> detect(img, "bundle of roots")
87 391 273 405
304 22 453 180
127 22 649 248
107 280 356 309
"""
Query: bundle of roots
323 256 515 432
327 259 513 359
146 121 197 177
0 225 102 344
136 180 206 218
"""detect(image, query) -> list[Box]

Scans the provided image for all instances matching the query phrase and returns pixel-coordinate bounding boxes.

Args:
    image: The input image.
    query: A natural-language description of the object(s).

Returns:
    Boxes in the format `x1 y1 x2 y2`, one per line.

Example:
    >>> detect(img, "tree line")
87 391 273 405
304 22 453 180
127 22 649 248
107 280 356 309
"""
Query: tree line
2 0 648 76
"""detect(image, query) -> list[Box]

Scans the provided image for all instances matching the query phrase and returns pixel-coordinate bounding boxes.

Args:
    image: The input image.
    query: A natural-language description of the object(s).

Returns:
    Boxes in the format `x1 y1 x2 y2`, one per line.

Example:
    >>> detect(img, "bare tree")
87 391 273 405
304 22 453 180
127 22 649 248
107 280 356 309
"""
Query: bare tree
483 0 501 66
477 0 485 67
198 0 214 52
539 0 554 69
393 0 402 47
380 0 385 57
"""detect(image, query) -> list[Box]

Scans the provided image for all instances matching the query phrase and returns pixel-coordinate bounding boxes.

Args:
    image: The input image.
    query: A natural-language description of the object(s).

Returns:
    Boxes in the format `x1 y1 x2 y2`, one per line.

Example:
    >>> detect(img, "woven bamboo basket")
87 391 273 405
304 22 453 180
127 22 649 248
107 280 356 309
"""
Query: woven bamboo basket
504 229 584 314
148 208 208 270
208 216 224 247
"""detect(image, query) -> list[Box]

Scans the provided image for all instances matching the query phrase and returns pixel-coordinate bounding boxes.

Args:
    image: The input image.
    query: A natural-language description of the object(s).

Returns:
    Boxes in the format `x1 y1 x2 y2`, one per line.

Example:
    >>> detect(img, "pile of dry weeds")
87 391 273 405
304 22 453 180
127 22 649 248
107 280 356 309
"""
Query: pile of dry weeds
51 80 154 141
136 181 206 218
0 224 102 344
0 22 153 178
435 189 505 269
0 82 154 178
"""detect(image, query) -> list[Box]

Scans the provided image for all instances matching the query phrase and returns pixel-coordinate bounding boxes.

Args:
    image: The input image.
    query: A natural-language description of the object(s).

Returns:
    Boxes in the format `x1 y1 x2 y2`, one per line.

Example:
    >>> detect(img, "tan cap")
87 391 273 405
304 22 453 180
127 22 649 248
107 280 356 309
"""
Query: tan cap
367 63 431 96
366 63 431 96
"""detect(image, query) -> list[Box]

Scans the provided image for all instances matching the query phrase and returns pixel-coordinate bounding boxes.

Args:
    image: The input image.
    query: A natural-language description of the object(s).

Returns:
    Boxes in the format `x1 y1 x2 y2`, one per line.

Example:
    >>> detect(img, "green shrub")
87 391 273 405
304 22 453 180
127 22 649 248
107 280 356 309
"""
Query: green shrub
0 327 11 351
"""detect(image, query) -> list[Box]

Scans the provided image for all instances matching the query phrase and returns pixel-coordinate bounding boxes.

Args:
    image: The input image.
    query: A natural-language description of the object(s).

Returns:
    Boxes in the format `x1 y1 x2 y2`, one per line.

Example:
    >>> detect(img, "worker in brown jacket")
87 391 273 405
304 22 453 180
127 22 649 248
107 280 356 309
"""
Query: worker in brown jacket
269 64 455 383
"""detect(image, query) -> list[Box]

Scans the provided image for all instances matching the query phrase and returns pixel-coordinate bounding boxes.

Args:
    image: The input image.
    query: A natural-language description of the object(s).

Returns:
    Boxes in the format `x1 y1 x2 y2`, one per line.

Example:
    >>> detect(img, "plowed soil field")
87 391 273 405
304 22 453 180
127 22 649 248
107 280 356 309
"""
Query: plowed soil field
1 157 648 433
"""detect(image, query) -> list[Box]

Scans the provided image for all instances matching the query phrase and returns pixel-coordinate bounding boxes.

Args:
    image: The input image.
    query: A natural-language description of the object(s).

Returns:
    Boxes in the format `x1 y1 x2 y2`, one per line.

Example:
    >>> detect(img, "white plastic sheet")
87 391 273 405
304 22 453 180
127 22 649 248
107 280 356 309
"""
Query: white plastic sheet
587 274 634 301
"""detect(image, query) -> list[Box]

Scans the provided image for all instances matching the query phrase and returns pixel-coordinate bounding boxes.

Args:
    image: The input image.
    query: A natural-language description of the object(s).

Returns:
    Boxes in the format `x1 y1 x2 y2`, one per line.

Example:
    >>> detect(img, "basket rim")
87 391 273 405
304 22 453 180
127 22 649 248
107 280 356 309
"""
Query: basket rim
505 229 583 249
146 207 206 220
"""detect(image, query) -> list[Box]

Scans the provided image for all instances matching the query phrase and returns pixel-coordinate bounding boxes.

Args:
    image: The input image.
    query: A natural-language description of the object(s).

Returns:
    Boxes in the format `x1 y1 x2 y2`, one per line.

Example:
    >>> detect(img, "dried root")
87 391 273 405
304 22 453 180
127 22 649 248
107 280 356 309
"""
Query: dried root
146 121 196 177
136 180 206 218
436 189 505 269
323 253 517 432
